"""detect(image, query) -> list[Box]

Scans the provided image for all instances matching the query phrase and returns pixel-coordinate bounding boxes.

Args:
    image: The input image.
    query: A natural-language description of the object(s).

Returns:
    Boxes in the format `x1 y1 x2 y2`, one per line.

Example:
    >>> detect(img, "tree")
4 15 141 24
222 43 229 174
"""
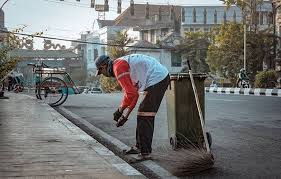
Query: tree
0 27 42 97
177 31 211 73
207 22 273 85
99 30 132 92
0 30 22 96
222 0 279 70
108 30 132 58
221 0 265 30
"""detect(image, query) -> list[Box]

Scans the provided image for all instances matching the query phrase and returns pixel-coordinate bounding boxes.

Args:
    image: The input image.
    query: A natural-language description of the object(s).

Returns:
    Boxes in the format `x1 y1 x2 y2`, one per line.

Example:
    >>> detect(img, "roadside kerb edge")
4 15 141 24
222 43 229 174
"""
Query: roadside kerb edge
57 106 178 179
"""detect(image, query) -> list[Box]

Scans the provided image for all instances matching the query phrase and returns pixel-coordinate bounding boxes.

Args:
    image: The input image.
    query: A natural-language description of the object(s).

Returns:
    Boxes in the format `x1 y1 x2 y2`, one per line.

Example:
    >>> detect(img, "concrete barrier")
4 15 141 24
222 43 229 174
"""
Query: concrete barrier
205 87 281 97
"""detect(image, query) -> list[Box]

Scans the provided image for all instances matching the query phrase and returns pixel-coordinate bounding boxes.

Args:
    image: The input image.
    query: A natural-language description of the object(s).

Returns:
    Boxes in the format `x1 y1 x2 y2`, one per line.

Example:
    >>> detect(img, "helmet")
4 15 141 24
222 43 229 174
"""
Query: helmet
240 68 245 73
95 55 110 76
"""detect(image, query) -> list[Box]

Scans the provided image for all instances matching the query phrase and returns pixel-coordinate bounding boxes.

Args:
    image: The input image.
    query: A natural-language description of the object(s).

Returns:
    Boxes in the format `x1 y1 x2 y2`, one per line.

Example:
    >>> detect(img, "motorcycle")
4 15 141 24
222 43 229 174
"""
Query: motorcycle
238 79 251 88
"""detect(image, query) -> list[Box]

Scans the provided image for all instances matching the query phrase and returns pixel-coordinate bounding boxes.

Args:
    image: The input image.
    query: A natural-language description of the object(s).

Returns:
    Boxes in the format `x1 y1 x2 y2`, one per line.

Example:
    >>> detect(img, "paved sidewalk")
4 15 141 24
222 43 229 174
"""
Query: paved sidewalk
0 93 145 179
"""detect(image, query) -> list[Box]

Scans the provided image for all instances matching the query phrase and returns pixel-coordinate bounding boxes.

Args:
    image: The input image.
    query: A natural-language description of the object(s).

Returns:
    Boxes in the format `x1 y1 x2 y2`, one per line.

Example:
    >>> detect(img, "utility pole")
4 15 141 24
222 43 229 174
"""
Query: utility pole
242 4 248 72
244 24 247 71
273 2 281 69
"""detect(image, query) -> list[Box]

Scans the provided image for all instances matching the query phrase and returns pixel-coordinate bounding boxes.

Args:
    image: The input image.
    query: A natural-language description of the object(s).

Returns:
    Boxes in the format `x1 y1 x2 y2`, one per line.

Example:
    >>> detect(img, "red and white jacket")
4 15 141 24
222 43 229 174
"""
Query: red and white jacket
113 54 169 110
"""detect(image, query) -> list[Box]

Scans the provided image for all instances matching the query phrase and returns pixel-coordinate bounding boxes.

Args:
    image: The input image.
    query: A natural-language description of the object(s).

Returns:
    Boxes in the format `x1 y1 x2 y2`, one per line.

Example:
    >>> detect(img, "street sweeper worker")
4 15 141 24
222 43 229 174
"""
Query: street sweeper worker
95 54 170 161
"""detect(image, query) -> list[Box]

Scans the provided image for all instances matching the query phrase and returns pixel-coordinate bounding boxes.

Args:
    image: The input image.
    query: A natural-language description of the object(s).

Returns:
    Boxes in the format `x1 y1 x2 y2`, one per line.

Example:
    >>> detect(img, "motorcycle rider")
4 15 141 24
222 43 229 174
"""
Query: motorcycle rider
236 68 249 87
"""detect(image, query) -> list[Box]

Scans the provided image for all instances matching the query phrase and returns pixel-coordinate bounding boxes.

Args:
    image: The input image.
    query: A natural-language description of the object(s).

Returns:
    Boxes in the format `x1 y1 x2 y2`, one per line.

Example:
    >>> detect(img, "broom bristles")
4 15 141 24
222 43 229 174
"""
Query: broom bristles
154 147 214 176
153 133 214 176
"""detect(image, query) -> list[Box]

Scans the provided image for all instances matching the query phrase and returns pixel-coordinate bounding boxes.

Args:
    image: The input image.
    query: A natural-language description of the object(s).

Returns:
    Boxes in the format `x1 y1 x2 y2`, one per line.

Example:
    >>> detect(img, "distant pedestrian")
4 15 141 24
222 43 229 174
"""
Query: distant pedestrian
95 54 170 161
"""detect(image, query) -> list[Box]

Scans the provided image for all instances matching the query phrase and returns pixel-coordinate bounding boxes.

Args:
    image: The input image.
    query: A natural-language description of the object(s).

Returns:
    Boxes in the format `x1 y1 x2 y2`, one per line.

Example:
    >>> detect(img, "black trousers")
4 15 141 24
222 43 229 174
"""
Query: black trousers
136 75 170 154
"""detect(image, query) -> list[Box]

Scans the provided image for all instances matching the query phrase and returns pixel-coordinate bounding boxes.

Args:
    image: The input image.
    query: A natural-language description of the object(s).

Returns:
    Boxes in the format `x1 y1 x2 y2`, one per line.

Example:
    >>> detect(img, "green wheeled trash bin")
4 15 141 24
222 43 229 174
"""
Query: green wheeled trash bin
166 73 211 149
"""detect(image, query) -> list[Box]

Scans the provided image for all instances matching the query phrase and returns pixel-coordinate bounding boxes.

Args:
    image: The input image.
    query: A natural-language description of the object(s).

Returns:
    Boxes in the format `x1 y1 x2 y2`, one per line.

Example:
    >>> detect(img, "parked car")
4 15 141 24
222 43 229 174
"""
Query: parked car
89 87 102 94
77 86 89 94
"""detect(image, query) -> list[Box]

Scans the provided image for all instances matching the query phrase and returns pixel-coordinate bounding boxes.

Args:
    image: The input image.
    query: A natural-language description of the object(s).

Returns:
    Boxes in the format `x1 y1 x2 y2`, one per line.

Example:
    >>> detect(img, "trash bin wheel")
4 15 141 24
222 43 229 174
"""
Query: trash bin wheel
170 136 178 150
206 132 212 148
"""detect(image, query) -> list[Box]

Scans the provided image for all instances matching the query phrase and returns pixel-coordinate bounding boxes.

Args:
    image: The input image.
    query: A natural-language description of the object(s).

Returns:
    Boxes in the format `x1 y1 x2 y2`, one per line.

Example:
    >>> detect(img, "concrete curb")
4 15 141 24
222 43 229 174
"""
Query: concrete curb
57 106 178 179
205 87 281 97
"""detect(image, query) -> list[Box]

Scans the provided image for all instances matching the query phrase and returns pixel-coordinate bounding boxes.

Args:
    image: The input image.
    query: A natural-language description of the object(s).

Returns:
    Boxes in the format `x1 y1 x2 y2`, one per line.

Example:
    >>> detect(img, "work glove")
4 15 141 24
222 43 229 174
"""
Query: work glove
113 109 123 122
116 115 128 127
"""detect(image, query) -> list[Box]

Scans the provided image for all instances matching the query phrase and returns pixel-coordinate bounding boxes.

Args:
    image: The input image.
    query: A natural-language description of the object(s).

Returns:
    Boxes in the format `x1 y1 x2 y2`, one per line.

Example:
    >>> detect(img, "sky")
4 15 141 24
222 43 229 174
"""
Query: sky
2 0 224 49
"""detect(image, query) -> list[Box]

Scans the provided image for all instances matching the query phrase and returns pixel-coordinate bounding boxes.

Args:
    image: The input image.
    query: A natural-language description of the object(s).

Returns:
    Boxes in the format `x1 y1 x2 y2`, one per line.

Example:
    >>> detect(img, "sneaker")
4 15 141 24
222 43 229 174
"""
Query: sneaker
123 146 140 155
134 153 152 162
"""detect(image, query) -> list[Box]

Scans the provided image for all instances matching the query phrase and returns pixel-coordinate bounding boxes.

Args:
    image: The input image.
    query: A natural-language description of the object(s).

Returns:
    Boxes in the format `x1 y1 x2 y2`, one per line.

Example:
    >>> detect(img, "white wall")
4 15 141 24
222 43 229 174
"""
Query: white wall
86 32 101 74
125 28 140 43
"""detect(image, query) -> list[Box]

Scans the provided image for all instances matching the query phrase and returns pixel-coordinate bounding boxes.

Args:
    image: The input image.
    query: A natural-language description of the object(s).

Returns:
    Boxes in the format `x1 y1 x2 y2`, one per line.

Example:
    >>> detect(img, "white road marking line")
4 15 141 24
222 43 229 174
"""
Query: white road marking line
207 99 247 102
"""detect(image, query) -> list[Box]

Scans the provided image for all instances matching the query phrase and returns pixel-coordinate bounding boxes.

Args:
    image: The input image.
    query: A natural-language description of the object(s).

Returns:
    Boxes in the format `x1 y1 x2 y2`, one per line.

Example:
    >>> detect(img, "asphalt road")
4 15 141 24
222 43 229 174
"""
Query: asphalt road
60 93 281 178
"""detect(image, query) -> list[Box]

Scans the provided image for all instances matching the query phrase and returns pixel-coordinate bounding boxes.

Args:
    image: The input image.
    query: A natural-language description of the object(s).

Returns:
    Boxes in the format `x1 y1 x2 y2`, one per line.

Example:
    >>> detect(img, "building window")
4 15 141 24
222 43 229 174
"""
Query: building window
214 10 217 24
88 49 92 62
193 8 197 23
143 30 149 41
204 9 207 24
94 48 98 61
223 10 227 24
171 52 182 67
195 28 200 32
267 12 273 25
190 28 194 32
151 30 155 43
233 10 237 23
182 8 185 22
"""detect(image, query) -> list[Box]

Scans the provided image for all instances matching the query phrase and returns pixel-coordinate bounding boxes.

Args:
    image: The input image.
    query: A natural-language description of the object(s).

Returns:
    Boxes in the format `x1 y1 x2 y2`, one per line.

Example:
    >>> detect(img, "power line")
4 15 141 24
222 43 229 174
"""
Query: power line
0 29 171 50
0 29 211 51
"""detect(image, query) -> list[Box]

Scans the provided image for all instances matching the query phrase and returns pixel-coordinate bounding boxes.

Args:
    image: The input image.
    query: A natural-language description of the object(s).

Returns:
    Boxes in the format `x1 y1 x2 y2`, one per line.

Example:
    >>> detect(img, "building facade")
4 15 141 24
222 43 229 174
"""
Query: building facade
181 2 272 34
85 32 101 77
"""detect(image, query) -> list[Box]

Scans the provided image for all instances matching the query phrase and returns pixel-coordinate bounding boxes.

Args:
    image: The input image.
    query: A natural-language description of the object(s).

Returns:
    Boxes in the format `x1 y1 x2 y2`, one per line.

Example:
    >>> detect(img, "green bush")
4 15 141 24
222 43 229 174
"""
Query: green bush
254 70 277 88
99 75 122 93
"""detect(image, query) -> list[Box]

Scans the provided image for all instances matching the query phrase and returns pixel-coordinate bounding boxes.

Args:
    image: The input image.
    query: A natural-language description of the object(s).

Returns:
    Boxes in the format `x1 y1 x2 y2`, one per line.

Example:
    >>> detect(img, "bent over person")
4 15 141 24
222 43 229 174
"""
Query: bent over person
95 54 170 161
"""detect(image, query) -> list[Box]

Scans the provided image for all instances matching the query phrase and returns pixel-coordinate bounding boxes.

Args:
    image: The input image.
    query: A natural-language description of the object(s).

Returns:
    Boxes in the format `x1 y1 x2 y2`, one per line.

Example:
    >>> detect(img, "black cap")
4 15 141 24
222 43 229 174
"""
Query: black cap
95 55 110 76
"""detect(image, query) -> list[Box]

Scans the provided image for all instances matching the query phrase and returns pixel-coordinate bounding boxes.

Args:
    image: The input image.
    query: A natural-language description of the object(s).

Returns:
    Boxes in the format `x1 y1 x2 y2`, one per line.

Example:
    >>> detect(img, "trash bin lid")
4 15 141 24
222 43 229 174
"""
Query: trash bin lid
170 73 208 81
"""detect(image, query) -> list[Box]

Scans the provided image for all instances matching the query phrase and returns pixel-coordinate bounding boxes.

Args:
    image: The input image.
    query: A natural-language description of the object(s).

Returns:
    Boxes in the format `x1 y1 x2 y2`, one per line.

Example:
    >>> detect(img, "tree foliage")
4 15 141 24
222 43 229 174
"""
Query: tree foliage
207 22 273 85
255 70 278 88
108 30 132 58
221 0 268 32
0 46 19 80
177 31 211 73
0 29 24 82
99 30 132 92
1 27 42 90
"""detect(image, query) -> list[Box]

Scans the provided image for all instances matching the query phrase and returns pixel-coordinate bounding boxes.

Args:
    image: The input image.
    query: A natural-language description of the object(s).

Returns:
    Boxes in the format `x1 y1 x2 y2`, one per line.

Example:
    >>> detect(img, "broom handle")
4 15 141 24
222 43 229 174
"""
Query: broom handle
187 61 211 153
